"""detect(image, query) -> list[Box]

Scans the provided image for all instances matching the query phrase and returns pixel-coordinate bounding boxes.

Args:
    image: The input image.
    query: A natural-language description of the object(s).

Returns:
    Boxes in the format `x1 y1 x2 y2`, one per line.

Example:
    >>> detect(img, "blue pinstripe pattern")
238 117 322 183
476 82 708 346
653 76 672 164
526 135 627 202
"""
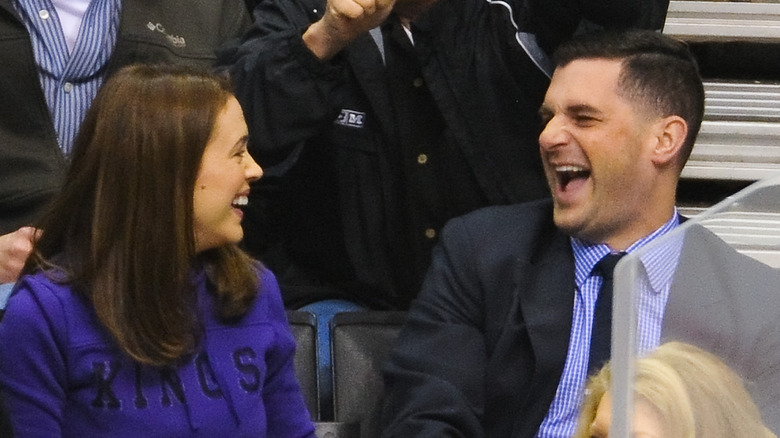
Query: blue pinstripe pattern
536 210 683 438
13 0 121 155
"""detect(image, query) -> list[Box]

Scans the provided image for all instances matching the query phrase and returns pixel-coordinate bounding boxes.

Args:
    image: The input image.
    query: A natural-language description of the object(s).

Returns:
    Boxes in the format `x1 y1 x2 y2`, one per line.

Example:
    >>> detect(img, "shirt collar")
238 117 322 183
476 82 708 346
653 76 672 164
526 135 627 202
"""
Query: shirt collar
572 208 682 291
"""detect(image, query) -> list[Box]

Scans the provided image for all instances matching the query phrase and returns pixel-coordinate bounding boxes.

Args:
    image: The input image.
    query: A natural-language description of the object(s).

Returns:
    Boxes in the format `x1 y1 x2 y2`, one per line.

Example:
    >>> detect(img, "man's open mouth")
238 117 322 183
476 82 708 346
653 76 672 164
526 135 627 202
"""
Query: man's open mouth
556 165 590 191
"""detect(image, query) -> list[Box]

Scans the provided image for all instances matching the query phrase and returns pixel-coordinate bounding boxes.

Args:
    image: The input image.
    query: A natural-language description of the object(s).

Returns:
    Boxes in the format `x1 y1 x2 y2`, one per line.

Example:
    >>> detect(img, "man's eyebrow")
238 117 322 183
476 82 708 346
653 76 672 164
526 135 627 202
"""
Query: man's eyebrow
566 103 601 115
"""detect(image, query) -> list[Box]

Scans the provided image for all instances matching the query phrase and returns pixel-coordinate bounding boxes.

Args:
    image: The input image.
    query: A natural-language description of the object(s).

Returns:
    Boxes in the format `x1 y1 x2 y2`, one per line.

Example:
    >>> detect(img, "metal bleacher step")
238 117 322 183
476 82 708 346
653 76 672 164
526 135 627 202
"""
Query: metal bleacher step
663 0 780 43
681 82 780 181
664 1 780 183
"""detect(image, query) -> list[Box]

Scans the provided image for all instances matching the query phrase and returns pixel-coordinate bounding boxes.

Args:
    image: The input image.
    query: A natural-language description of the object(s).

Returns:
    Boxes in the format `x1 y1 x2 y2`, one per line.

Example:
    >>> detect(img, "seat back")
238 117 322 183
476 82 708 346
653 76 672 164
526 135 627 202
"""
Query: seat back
287 310 319 421
330 311 406 438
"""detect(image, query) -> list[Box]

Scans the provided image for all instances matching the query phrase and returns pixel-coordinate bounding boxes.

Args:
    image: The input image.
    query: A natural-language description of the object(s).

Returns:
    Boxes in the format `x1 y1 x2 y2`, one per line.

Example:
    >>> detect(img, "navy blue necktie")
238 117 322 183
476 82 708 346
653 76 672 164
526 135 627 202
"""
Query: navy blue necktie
587 252 626 375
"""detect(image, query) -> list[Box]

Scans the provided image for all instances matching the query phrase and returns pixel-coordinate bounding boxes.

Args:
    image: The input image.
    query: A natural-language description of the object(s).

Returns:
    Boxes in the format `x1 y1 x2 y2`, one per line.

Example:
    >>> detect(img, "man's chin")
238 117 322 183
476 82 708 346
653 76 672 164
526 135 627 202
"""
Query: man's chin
552 208 583 237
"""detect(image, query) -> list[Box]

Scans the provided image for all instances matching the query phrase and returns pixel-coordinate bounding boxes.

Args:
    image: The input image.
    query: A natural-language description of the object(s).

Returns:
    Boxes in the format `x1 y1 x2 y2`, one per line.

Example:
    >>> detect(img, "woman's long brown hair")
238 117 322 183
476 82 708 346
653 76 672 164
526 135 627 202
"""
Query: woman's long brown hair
26 64 259 366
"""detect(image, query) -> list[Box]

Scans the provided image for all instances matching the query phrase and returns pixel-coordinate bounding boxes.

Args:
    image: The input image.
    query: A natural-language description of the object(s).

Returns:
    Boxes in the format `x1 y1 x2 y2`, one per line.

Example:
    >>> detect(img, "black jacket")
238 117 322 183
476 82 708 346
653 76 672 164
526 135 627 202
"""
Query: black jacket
220 0 669 309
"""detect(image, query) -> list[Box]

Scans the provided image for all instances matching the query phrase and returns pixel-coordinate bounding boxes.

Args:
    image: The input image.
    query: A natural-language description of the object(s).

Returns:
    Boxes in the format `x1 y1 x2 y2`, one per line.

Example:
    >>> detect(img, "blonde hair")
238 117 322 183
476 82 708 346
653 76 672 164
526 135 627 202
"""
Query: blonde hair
574 342 776 438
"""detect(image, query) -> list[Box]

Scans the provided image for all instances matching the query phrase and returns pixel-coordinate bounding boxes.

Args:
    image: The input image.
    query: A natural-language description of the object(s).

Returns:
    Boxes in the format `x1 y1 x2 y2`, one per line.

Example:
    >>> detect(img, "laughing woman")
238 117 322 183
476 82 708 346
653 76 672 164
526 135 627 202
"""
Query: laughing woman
0 64 316 438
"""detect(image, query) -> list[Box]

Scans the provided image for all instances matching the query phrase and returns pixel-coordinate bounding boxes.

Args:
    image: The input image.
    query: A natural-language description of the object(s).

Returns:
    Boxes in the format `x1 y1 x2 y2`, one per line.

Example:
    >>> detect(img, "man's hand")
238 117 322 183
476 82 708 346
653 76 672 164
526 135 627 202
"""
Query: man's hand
303 0 396 60
0 227 38 283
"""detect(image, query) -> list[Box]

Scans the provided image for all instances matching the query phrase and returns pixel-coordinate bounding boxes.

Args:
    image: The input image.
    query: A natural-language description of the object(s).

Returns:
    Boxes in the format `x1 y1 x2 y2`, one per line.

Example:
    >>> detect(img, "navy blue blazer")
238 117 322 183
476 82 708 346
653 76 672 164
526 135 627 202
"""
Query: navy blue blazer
382 199 780 437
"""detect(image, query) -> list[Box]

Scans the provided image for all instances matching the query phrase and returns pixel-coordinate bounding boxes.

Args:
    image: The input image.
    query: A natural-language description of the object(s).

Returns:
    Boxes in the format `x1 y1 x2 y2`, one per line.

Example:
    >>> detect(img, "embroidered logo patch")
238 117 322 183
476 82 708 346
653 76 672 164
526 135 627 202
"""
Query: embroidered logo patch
146 22 186 48
334 109 366 128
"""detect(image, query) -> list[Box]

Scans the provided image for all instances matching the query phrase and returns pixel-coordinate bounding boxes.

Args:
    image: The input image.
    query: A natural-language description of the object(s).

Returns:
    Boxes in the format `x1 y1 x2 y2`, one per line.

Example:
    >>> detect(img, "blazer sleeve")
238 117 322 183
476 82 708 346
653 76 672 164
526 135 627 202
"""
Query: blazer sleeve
381 216 489 438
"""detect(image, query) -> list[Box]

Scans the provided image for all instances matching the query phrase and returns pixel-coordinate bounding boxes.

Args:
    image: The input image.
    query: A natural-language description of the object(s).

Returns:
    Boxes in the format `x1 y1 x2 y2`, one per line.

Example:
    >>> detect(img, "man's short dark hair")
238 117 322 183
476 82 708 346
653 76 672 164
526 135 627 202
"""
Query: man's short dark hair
554 29 705 166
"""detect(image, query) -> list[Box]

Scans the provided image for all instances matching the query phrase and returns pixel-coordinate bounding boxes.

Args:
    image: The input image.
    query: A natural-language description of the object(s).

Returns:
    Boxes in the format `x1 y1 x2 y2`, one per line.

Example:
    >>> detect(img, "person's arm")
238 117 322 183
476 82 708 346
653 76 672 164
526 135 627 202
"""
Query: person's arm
217 0 391 168
261 271 317 437
303 0 394 60
381 217 489 438
0 278 67 435
0 227 37 283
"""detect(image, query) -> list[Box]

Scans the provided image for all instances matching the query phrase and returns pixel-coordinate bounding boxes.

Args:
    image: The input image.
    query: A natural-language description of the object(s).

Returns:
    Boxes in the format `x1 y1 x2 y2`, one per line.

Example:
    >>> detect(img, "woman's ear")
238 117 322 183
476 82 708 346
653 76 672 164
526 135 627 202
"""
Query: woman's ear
650 115 688 168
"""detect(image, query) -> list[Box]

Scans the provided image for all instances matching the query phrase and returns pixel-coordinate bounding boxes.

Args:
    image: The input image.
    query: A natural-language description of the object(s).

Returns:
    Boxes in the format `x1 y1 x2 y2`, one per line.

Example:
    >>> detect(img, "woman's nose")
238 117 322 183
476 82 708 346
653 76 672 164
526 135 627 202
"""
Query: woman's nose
245 153 263 182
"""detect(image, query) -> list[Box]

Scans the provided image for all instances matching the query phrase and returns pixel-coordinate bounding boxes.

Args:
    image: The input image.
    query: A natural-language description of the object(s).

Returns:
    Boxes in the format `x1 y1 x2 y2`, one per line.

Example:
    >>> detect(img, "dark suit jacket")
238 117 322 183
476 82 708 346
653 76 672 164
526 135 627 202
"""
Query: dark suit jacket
381 198 780 437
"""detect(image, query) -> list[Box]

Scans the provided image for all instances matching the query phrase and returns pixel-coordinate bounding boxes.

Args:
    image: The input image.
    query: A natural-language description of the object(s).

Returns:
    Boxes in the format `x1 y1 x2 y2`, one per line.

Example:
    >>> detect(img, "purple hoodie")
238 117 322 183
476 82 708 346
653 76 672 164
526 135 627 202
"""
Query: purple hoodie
0 267 316 438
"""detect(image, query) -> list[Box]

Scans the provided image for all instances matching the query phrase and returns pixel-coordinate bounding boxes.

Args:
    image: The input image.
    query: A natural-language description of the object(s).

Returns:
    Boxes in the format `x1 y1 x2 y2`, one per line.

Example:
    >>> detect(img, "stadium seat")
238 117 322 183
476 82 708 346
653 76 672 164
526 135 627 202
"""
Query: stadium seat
287 310 319 421
330 311 407 438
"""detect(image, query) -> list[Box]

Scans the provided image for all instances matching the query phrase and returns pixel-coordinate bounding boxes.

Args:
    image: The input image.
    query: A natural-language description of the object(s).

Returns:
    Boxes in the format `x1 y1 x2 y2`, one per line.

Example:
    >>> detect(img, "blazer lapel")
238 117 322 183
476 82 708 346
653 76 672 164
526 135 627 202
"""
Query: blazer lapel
510 225 575 438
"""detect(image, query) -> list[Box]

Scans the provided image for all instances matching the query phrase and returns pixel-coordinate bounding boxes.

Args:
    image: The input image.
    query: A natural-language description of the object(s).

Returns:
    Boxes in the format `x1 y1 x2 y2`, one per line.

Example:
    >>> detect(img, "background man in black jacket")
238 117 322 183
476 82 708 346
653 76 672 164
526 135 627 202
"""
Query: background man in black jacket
221 0 670 310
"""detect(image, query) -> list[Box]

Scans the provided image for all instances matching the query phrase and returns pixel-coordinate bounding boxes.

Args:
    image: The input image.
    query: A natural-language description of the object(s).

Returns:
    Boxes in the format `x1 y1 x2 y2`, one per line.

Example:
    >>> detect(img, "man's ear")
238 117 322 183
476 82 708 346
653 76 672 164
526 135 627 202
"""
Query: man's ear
650 115 688 167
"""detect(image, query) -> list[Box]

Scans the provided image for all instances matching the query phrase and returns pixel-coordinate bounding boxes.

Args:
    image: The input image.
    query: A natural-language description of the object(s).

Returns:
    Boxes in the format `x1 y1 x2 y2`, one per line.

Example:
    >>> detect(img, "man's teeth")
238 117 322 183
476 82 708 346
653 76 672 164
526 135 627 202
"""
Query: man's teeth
556 165 585 173
232 195 248 207
555 165 589 187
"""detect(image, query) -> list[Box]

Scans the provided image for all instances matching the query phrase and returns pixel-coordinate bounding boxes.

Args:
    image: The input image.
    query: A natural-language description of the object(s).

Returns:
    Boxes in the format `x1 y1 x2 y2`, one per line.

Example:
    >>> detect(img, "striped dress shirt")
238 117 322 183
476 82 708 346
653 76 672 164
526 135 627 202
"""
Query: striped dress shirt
13 0 121 155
